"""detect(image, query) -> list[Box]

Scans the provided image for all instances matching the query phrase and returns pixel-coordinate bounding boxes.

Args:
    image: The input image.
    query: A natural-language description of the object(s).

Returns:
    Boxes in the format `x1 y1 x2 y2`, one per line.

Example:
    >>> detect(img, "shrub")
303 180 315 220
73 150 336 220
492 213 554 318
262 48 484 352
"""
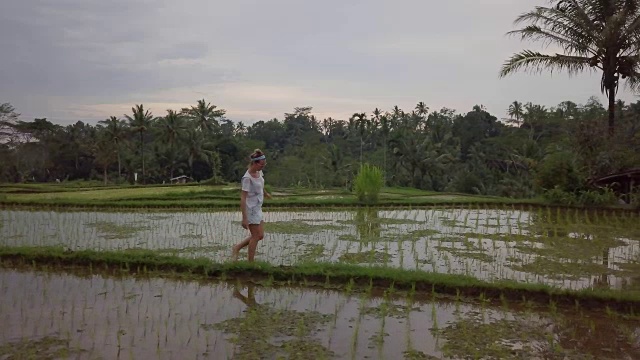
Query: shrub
535 151 585 193
448 171 485 195
543 186 577 205
577 186 619 207
353 163 384 204
543 185 619 207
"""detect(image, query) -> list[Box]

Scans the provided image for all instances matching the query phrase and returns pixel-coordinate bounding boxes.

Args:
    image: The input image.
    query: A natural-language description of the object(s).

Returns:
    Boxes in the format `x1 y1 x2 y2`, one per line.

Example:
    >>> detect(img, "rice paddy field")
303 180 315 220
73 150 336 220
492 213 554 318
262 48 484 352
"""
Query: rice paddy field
2 267 640 359
2 206 640 290
3 203 640 358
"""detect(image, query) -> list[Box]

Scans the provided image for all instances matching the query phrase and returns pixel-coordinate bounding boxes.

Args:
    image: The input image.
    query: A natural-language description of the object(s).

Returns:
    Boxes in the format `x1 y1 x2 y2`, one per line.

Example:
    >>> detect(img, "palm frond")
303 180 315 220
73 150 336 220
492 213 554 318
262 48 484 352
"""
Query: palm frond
551 0 598 32
623 12 640 36
507 25 595 55
622 68 640 92
499 50 592 77
514 7 596 50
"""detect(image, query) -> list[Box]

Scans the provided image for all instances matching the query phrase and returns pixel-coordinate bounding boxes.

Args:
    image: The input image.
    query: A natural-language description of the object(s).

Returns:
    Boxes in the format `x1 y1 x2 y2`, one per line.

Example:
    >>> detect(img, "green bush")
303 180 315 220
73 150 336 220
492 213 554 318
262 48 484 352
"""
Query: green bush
577 186 619 206
543 186 577 205
543 185 619 207
535 151 585 193
354 163 384 204
448 171 485 195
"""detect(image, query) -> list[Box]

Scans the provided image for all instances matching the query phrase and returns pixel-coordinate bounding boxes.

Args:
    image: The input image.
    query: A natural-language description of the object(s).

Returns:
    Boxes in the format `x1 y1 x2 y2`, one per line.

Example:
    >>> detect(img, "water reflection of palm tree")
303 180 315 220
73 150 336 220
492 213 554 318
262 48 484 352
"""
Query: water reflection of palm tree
355 207 381 241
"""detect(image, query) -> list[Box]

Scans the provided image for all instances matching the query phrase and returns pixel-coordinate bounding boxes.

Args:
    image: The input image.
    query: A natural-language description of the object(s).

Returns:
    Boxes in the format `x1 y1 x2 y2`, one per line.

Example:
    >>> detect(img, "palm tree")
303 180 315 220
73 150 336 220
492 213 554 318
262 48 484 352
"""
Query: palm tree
320 144 352 187
184 128 215 178
321 117 334 142
523 103 548 140
507 101 524 126
125 104 153 184
157 109 185 178
415 101 429 117
181 99 226 134
350 112 368 164
92 133 116 185
64 122 84 171
379 114 390 185
391 105 403 130
98 116 126 178
392 105 402 118
499 0 640 135
235 121 247 136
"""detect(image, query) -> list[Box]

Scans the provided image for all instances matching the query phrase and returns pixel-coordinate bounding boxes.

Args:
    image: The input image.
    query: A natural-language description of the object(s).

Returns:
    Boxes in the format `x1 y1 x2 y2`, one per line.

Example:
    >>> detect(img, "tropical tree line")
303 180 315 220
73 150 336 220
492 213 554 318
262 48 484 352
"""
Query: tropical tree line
1 97 639 200
3 0 640 202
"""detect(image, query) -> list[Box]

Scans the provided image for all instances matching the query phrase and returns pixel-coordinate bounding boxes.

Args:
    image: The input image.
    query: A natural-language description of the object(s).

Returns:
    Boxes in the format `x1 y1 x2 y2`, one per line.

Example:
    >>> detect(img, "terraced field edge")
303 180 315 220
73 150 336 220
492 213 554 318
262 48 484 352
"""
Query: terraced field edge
2 246 640 314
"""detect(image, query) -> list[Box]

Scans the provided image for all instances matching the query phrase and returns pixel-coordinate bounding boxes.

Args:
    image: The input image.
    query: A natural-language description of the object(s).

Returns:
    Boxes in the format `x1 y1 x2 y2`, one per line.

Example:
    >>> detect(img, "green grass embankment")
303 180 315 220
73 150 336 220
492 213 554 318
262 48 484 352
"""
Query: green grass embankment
2 246 640 314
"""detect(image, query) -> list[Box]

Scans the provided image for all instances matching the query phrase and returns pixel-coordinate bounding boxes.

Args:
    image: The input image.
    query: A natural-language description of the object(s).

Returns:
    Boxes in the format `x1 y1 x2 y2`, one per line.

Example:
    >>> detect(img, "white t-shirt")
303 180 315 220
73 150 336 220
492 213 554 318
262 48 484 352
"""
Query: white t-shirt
241 170 264 208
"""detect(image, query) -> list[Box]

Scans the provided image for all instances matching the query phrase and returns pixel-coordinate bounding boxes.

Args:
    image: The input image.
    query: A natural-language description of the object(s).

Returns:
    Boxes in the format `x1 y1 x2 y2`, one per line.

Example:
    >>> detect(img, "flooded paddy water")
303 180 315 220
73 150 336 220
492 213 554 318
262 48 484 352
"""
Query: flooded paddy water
2 206 640 291
1 267 640 359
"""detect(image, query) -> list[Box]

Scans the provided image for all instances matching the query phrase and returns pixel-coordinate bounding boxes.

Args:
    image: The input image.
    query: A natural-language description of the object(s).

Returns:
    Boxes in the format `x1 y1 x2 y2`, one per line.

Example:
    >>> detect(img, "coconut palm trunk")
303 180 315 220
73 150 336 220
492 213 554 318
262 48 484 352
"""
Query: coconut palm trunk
140 130 145 184
607 78 616 135
117 150 121 179
125 104 153 185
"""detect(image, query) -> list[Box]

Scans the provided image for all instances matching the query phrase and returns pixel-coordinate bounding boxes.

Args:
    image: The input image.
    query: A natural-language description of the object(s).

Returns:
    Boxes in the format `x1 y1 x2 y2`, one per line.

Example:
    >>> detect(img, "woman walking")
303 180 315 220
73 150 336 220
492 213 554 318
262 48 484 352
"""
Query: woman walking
232 149 271 261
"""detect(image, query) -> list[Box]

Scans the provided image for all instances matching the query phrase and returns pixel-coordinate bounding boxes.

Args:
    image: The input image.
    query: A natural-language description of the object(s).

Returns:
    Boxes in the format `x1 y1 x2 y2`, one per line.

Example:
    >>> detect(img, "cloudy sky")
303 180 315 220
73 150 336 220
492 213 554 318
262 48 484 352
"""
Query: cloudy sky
1 0 637 126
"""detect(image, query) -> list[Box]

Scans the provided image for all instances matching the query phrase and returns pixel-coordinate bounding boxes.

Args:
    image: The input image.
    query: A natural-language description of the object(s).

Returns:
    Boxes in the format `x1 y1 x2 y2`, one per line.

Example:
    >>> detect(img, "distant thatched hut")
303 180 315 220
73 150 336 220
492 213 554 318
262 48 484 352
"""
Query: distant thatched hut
591 168 640 204
170 175 192 184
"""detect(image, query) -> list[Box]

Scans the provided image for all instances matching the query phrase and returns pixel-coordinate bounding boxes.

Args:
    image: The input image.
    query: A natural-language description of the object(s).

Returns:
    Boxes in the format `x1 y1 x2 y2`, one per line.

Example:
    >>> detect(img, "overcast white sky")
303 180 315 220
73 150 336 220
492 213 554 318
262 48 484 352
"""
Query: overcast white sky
1 0 637 126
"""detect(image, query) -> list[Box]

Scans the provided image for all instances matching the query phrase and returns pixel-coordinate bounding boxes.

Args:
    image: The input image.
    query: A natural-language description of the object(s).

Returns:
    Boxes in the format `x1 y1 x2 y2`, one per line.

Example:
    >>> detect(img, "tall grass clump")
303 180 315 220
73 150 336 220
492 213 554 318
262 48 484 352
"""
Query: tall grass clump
543 185 620 207
354 163 384 205
576 186 619 206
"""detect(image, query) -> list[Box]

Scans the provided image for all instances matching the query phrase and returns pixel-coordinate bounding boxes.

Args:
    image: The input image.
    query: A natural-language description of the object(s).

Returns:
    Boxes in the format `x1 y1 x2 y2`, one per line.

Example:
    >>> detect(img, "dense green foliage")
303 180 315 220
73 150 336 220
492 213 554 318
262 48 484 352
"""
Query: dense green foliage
1 98 639 204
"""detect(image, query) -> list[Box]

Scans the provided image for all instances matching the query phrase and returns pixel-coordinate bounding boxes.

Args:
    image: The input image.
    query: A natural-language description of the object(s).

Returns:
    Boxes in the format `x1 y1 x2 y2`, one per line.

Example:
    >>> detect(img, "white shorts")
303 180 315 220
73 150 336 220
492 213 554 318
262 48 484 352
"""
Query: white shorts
247 206 263 225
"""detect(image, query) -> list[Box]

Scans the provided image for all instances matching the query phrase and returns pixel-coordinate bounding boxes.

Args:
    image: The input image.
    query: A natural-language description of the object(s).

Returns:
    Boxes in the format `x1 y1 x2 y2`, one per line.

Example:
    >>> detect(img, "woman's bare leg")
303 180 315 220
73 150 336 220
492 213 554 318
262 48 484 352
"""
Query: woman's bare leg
247 222 264 262
231 232 252 261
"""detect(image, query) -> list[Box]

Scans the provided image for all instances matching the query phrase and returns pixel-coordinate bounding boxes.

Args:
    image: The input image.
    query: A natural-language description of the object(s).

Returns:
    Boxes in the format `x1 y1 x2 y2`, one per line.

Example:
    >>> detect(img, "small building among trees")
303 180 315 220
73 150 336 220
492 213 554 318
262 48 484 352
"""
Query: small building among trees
591 168 640 204
170 175 192 184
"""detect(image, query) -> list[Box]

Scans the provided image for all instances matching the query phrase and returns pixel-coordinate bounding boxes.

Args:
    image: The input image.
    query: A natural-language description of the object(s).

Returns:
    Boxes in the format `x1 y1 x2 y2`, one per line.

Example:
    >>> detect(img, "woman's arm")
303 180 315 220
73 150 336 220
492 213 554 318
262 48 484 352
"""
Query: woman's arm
240 190 248 228
261 171 271 199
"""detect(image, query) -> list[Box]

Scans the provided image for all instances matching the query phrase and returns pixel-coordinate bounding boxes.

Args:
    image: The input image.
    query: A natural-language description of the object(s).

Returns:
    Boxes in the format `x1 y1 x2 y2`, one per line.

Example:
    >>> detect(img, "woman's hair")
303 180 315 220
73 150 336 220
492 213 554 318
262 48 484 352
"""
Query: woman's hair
248 149 265 168
250 149 264 160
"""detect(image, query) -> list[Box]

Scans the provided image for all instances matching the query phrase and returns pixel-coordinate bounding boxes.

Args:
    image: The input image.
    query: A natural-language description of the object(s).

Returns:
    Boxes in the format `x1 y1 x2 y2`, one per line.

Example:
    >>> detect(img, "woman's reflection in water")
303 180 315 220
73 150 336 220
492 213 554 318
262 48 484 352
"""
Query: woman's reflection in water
232 282 258 308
